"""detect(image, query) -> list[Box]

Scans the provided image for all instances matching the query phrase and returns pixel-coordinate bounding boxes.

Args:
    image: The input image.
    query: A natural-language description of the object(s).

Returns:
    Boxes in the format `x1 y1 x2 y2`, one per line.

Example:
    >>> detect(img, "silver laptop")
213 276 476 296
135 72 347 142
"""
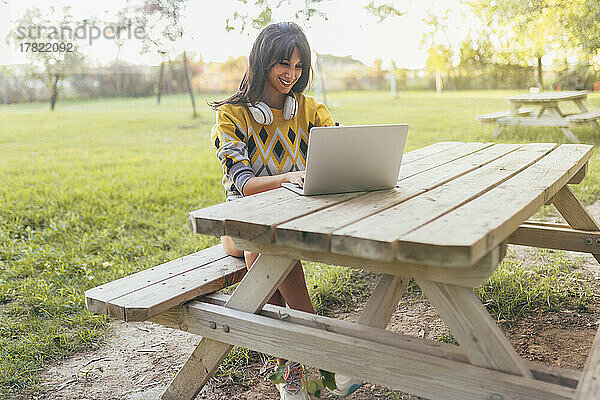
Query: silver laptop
281 124 408 195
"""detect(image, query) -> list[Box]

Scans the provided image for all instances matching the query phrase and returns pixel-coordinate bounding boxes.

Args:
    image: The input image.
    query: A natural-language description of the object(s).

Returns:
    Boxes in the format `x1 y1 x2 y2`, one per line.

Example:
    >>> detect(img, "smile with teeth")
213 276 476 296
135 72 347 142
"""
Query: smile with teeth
279 77 294 86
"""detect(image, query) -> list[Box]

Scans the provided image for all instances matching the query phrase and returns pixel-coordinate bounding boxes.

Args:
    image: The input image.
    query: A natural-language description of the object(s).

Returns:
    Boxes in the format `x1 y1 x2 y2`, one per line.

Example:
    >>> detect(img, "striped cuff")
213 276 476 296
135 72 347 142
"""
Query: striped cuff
229 161 255 195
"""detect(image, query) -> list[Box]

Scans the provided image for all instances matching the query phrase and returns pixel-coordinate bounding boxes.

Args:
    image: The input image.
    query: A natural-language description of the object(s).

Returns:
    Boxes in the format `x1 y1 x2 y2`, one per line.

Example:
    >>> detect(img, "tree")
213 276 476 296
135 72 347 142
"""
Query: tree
132 0 198 117
422 11 454 93
104 9 132 98
558 0 600 60
5 6 85 110
466 0 561 88
225 0 405 100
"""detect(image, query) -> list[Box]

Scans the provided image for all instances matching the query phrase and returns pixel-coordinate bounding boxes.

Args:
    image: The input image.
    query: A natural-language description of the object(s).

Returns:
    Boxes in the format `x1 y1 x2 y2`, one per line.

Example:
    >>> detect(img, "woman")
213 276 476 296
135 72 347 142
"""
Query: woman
210 22 361 399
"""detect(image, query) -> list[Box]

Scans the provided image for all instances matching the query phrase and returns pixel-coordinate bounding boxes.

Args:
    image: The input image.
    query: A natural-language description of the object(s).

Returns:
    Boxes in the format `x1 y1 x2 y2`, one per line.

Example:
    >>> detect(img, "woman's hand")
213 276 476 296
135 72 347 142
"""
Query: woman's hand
284 171 305 187
242 171 306 196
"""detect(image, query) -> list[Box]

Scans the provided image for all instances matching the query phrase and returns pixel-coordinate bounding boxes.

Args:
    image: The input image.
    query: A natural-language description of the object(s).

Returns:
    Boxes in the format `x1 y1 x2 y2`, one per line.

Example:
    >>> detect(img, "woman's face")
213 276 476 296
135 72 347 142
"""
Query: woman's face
265 47 303 96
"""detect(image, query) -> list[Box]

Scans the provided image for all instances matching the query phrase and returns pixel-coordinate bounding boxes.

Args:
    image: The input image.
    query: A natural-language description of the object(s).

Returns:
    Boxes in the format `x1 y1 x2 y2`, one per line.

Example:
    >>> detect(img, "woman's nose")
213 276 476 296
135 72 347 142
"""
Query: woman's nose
285 67 295 79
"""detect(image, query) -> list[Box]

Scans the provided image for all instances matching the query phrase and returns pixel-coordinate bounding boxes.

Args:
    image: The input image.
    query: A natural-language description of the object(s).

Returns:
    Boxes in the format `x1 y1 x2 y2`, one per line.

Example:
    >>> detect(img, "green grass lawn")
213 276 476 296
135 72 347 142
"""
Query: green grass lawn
1 90 599 397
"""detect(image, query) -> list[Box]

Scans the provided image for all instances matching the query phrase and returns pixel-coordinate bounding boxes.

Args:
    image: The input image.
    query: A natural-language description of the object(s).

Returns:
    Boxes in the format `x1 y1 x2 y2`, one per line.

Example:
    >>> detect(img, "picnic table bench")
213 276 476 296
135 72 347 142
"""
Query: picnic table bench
477 91 600 143
86 141 600 400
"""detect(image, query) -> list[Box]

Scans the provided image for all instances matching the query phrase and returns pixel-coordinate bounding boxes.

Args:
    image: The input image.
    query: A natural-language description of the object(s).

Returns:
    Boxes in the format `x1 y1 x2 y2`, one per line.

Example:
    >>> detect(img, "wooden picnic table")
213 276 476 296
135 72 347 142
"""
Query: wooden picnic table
86 142 600 400
477 91 600 143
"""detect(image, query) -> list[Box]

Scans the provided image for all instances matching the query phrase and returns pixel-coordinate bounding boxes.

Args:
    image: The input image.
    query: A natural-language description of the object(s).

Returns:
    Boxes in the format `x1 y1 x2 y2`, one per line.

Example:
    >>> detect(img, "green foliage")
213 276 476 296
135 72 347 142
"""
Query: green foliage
364 2 405 22
216 346 266 384
476 249 593 321
268 362 336 398
304 262 358 314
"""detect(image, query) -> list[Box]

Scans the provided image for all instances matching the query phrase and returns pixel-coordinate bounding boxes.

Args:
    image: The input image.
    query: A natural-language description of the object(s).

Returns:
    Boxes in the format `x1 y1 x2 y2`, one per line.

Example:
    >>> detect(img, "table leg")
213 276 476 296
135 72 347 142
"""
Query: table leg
552 185 600 263
416 279 533 378
548 107 581 143
357 274 408 329
574 99 600 132
160 254 298 400
536 106 546 118
491 126 504 139
574 99 589 113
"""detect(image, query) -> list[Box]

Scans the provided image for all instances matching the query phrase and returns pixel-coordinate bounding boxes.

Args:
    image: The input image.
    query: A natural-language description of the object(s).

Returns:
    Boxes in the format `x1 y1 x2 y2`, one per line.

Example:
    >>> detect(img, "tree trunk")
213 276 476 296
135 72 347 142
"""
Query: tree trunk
167 61 173 95
537 56 543 89
2 74 7 105
49 74 59 111
116 64 122 97
183 51 198 119
435 71 443 94
391 60 398 98
315 53 327 106
157 61 165 104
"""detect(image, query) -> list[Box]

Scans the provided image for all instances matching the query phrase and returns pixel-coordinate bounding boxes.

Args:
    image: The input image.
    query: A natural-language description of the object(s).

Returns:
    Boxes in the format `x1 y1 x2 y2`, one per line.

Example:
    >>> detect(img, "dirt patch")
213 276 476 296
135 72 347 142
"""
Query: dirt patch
31 204 600 400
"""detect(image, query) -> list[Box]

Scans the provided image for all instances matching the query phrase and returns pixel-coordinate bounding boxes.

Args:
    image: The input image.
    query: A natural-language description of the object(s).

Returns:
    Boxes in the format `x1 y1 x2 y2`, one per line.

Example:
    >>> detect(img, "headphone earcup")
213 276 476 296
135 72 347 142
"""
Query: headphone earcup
283 95 298 120
248 102 273 125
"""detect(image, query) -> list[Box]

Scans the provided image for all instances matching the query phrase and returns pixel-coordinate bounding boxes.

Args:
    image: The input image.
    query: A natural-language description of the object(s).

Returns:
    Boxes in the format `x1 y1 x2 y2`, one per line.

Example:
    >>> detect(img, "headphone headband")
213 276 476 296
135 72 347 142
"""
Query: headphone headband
247 94 298 125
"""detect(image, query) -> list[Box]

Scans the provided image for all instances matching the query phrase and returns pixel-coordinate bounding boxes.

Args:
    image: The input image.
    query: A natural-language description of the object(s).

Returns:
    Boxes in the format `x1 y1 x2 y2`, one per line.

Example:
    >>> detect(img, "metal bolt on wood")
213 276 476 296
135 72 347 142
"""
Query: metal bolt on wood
223 325 230 333
586 237 593 245
209 322 217 329
596 238 600 246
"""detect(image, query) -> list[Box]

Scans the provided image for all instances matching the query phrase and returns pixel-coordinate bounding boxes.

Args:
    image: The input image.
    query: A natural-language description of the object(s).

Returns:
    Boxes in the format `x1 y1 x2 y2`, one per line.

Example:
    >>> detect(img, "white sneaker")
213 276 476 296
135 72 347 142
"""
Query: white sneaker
276 362 308 400
327 373 363 398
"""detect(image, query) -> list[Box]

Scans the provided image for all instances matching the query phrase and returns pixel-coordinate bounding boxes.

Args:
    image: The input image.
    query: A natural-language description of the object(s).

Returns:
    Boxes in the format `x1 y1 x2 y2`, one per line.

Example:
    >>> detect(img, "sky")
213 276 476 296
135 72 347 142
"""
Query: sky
0 0 471 69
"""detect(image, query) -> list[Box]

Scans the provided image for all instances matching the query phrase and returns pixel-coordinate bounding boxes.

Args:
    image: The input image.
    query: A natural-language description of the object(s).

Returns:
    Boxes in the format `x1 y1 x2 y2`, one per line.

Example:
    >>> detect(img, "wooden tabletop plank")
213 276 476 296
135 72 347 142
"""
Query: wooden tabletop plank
507 91 588 103
84 245 228 314
188 187 298 236
275 143 519 252
400 141 464 164
195 143 492 243
189 143 490 239
330 143 557 262
397 144 593 267
397 142 493 181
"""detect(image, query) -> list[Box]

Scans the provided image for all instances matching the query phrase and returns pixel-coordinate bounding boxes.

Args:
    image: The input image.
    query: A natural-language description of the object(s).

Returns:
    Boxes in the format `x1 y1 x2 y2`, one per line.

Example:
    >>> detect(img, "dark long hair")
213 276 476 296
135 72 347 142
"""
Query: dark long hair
210 22 312 110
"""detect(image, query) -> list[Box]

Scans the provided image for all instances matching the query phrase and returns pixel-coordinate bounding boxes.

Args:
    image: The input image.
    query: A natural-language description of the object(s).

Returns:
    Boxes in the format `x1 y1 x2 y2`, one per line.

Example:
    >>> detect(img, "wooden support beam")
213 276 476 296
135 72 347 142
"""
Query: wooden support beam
416 280 533 378
200 292 582 389
357 274 408 329
552 185 600 263
568 163 588 184
509 223 600 253
155 254 298 400
575 326 600 399
152 301 574 400
232 238 504 287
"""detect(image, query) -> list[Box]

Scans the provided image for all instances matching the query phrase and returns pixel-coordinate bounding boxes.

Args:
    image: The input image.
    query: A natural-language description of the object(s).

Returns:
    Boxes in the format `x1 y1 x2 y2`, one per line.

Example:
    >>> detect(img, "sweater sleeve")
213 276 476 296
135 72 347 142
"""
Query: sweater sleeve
314 101 334 127
210 107 255 194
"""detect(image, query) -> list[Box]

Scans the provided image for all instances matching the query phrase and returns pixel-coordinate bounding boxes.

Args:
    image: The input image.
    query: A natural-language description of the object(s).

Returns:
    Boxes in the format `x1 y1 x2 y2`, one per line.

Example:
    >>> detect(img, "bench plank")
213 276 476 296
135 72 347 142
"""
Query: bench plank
108 255 247 321
567 109 600 123
497 116 571 127
476 108 533 122
85 244 247 321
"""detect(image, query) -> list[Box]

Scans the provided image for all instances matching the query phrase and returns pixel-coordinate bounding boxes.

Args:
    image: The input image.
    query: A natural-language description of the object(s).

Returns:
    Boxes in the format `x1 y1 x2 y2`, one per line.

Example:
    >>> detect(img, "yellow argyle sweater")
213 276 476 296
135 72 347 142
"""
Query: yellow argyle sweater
210 93 334 199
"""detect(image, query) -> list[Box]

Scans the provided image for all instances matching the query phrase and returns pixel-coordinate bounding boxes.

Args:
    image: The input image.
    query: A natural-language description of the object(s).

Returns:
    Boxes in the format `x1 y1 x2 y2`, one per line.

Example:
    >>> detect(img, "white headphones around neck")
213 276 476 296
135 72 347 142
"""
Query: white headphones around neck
247 94 298 125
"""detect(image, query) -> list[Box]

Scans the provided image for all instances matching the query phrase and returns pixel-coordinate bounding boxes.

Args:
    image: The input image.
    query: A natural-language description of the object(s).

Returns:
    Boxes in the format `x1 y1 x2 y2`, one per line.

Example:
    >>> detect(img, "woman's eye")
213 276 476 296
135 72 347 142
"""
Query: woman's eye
279 61 290 66
295 65 303 69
